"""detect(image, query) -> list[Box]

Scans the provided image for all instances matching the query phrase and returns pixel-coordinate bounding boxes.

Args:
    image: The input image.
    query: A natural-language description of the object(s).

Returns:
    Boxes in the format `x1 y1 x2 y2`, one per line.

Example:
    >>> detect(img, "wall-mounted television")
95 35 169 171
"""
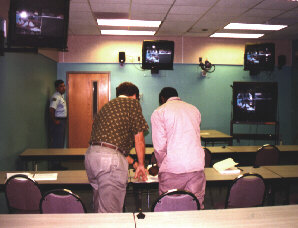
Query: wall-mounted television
244 43 275 73
8 0 70 50
232 81 278 123
142 40 174 73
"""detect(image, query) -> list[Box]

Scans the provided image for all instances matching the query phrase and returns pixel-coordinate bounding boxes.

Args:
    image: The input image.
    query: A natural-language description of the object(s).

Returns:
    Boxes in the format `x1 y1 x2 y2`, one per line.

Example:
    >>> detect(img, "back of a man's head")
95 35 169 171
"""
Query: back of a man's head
116 82 139 98
159 87 178 104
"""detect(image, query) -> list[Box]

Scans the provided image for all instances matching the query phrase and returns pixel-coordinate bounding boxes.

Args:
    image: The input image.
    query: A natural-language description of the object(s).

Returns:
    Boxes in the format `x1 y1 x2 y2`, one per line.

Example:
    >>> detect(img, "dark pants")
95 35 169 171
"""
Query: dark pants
49 119 66 169
49 119 66 148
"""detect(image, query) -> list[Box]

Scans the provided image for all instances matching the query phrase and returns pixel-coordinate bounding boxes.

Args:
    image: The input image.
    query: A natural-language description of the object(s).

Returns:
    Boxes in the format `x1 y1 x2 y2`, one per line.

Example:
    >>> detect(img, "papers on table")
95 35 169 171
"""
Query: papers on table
213 158 241 175
6 173 58 181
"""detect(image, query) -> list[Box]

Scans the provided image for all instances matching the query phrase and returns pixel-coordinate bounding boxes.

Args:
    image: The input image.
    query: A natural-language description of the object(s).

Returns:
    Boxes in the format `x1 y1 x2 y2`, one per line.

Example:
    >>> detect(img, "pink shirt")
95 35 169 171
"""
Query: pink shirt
151 97 205 174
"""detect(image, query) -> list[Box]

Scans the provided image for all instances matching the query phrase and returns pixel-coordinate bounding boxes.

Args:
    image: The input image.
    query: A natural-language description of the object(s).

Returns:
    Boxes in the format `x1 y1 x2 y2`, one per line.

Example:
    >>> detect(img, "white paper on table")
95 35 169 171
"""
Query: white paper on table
33 173 58 181
213 158 239 174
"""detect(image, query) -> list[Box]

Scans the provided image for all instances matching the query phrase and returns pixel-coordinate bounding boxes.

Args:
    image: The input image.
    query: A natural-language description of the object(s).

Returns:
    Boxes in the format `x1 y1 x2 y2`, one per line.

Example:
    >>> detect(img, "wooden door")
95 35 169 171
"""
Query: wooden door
67 73 110 148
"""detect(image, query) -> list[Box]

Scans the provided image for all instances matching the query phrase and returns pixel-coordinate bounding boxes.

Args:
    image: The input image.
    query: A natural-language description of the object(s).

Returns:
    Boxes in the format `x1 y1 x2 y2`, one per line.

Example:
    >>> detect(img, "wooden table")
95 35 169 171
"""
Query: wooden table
20 147 155 170
263 165 298 179
136 205 298 228
0 205 297 228
200 130 233 146
0 213 135 228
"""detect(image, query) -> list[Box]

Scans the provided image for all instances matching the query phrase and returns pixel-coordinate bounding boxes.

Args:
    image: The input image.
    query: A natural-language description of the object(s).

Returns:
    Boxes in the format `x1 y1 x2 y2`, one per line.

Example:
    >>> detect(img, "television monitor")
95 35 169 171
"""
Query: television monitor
142 40 174 72
8 0 70 50
232 81 278 123
244 43 275 72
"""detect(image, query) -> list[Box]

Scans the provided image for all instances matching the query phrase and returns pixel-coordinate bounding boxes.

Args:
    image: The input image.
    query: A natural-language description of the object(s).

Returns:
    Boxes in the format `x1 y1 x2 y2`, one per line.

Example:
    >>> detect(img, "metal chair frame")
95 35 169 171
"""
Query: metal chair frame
151 189 200 212
40 188 87 213
225 172 266 208
4 174 42 213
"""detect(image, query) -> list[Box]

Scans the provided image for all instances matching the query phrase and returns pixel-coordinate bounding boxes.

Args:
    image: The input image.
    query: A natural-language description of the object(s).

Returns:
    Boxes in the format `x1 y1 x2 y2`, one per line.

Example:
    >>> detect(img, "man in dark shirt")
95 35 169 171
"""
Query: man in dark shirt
85 82 149 213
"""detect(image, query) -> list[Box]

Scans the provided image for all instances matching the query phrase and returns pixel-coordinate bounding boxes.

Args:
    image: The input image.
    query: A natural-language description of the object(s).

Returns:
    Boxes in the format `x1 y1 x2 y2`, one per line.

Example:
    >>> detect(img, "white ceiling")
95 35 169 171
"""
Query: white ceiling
1 0 298 39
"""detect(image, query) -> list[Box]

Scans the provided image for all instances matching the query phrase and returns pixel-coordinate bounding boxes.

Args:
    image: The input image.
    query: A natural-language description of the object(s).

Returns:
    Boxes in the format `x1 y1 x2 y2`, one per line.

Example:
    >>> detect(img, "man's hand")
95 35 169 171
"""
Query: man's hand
134 164 148 181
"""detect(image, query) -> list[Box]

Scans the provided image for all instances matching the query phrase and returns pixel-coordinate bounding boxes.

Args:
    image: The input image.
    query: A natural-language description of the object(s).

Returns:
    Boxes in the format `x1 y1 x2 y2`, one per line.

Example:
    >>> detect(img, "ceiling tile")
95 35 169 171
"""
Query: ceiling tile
255 0 298 10
159 21 194 32
130 4 170 14
70 2 90 11
90 3 130 12
131 0 174 4
130 13 165 21
174 0 217 7
214 0 263 9
242 9 284 18
166 14 200 22
169 6 209 15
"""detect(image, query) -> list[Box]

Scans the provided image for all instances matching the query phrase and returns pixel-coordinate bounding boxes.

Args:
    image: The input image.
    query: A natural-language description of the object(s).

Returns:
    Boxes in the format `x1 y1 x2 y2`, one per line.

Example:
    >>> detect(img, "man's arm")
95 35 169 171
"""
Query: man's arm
49 107 60 125
151 111 167 167
133 131 148 181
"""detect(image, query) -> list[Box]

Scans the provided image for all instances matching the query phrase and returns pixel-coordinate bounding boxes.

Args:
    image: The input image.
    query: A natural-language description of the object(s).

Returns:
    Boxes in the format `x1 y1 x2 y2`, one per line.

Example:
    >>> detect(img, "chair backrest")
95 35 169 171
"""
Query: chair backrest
151 189 200 212
225 173 266 208
204 147 212 167
4 174 42 214
40 189 87 213
255 144 280 167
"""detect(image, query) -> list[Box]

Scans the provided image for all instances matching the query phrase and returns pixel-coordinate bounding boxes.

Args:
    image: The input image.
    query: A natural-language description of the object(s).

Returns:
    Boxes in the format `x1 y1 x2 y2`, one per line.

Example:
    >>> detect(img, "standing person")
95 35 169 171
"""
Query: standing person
151 87 206 209
49 80 67 148
49 80 67 170
85 82 149 213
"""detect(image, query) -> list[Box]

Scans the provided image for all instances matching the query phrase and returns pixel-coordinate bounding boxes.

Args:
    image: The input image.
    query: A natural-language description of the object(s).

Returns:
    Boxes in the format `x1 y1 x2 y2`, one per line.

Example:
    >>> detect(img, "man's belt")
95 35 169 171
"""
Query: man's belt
90 141 129 156
56 117 67 120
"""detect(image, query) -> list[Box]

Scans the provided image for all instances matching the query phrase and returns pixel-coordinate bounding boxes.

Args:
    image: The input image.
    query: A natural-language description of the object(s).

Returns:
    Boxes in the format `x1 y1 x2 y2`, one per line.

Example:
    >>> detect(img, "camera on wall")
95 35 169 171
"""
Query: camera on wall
199 57 215 77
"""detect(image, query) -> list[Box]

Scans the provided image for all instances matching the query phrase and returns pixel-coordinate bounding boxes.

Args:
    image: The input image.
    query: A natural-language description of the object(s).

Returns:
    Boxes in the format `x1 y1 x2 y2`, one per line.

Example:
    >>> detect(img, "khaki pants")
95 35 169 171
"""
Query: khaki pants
158 170 206 209
85 145 128 213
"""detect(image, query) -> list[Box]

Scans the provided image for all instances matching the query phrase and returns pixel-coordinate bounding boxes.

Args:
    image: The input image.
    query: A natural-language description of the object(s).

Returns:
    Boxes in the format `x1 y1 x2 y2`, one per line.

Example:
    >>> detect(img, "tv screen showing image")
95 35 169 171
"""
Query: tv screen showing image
8 0 70 49
244 43 275 72
233 82 278 123
142 40 174 71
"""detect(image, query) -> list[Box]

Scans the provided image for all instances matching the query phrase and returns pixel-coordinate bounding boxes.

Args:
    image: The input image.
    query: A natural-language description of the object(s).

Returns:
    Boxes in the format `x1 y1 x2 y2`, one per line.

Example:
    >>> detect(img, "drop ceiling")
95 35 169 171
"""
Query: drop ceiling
1 0 298 39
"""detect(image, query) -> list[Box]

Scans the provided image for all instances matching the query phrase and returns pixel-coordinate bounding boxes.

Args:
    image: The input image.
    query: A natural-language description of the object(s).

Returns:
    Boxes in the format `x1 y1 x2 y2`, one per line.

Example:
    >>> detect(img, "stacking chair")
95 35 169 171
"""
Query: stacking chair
40 189 87 213
151 189 200 212
204 147 212 167
217 173 266 209
5 174 42 214
255 144 280 167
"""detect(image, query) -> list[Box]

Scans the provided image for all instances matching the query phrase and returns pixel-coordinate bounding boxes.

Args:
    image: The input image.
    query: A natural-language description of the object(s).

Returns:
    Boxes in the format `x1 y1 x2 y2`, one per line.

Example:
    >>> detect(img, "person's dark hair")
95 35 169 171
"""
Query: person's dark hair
116 82 139 99
55 80 64 88
159 87 178 104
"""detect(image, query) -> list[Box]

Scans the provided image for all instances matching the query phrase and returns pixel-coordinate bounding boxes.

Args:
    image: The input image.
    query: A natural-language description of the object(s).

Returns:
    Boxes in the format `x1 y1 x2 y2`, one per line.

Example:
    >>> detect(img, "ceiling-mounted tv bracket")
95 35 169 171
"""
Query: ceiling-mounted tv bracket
199 57 215 77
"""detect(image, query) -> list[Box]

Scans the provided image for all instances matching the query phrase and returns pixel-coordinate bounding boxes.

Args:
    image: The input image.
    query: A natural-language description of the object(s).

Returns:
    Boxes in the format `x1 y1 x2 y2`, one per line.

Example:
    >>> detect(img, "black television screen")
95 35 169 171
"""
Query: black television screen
142 40 174 71
8 0 70 50
232 82 278 123
244 43 275 72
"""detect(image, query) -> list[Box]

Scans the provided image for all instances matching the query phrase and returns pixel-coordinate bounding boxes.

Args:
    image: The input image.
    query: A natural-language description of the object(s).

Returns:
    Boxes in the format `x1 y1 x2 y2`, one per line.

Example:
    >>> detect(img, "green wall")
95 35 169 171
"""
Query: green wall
57 63 293 146
0 52 57 171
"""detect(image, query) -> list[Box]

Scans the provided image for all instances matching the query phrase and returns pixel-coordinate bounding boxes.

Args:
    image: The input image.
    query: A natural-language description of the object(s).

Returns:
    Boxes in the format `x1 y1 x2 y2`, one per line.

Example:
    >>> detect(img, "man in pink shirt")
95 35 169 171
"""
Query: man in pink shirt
151 87 206 209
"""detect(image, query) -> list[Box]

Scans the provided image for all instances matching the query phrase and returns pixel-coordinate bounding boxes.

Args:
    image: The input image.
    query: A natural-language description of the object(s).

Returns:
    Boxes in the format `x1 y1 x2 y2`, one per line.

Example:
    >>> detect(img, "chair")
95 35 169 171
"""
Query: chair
223 173 266 208
255 144 280 167
4 174 42 214
151 189 200 212
204 147 212 167
40 189 87 213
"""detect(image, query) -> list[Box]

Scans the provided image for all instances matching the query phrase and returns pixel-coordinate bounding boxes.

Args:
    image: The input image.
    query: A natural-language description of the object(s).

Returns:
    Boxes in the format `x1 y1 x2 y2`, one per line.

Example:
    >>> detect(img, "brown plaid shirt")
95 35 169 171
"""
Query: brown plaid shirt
90 97 149 153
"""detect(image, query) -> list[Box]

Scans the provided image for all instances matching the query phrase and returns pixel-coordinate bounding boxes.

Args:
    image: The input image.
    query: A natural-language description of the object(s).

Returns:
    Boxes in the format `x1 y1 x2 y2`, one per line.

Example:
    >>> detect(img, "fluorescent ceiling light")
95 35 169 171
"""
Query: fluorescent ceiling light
101 30 156 35
210 33 264 38
224 23 287 31
97 19 161 28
